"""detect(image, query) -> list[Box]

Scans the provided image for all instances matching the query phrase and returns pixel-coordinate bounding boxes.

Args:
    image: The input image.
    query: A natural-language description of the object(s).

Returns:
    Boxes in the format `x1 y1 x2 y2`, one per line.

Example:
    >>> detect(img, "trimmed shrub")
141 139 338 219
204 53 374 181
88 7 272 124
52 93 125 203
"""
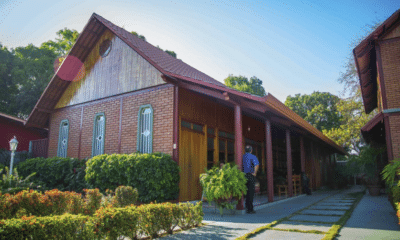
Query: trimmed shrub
0 189 104 219
93 206 139 240
83 189 102 215
0 201 203 239
176 201 203 230
18 157 87 192
85 153 179 203
0 214 94 240
115 185 138 207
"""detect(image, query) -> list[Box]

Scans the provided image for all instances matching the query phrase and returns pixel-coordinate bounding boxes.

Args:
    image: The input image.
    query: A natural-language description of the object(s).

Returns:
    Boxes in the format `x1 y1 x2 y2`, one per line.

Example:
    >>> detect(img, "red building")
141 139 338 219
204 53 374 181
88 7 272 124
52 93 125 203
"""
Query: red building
0 112 47 152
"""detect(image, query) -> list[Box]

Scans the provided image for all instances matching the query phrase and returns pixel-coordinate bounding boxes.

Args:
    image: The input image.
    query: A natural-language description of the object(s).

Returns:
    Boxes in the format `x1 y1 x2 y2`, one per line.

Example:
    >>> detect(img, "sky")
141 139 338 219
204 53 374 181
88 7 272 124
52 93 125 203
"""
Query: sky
1 0 399 102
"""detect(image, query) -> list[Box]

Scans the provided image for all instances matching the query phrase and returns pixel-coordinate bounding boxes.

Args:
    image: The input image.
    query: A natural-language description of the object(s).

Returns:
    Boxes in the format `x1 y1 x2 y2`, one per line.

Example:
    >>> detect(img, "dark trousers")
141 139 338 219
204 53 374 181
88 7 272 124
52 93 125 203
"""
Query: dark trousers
245 173 255 212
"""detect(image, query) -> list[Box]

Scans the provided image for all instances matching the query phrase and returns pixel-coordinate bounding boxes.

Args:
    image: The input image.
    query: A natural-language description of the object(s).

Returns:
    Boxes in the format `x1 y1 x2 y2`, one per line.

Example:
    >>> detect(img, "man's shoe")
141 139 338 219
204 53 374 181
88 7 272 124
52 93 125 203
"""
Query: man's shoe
246 210 256 214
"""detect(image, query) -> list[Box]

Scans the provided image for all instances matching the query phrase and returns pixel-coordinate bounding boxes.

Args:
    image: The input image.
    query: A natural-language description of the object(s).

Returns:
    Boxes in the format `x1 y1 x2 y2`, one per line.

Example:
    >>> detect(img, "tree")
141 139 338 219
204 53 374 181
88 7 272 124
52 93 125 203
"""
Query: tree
224 75 266 97
41 28 79 56
322 23 380 154
130 31 146 41
11 44 58 118
285 92 342 132
0 44 18 116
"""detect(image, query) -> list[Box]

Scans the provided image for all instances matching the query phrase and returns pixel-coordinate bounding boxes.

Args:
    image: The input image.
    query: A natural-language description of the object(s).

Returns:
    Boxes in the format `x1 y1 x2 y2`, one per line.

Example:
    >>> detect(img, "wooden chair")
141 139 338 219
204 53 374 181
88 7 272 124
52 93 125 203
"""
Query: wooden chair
292 174 302 196
276 175 302 197
277 184 288 197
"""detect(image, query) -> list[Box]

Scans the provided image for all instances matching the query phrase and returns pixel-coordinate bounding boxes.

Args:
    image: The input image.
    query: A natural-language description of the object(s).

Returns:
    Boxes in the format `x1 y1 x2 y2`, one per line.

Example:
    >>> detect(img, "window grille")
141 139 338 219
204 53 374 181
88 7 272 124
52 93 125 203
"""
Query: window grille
92 113 105 156
137 105 153 153
57 120 69 157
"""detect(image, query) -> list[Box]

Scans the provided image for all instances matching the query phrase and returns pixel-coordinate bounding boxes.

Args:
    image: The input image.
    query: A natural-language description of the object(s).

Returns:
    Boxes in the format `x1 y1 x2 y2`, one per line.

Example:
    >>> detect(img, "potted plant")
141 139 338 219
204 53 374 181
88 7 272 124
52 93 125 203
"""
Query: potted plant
381 159 400 210
350 145 385 196
200 163 247 215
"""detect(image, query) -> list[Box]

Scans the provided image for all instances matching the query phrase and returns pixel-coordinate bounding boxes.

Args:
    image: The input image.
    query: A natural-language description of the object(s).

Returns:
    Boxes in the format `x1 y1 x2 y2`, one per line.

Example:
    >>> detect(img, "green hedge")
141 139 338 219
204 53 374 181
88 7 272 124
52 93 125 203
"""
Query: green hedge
0 202 203 240
85 153 180 203
18 157 87 192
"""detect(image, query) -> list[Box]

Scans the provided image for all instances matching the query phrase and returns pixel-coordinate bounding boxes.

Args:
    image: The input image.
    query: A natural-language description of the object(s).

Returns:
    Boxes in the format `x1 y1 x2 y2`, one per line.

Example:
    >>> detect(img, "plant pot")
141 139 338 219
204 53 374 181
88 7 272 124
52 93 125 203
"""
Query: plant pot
367 185 381 196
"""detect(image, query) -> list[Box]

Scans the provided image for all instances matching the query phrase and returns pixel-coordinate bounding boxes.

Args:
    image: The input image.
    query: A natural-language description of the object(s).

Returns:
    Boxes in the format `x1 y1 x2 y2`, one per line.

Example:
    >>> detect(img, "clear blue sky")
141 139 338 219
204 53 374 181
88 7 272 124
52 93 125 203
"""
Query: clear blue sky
1 0 399 102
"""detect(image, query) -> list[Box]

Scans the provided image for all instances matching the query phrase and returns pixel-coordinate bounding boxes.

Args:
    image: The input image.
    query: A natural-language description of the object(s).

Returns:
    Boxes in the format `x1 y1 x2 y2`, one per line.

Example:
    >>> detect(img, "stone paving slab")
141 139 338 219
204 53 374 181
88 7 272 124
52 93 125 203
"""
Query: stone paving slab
273 221 332 232
301 209 346 216
317 202 353 206
290 214 341 223
311 205 351 210
250 229 323 240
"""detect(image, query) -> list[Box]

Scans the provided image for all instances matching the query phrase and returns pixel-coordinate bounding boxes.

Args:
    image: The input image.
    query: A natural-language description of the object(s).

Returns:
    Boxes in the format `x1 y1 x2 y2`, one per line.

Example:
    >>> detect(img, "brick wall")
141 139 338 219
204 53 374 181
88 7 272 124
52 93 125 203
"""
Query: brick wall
48 107 82 158
380 40 400 109
48 84 174 158
389 115 400 159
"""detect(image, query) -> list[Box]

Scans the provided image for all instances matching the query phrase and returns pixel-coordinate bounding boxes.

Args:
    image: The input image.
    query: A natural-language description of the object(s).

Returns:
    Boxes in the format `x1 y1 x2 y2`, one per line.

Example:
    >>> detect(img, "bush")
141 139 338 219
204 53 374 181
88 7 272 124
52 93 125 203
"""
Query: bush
0 201 203 239
0 214 94 240
0 188 105 219
18 157 87 192
115 185 138 207
0 149 32 166
85 153 179 203
200 163 247 215
93 206 139 240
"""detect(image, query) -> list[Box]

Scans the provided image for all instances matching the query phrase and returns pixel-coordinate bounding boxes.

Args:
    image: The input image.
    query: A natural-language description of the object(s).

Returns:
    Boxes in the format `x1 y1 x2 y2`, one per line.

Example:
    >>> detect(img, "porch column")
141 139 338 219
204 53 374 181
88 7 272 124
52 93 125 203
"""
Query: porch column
234 104 244 210
173 86 179 163
311 141 316 190
265 119 274 202
286 129 293 197
300 136 305 173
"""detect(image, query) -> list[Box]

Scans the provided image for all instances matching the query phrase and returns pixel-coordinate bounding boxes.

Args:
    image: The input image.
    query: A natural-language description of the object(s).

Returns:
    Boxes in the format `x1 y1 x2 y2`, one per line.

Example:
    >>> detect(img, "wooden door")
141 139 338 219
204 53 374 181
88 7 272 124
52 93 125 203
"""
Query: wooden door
179 127 207 201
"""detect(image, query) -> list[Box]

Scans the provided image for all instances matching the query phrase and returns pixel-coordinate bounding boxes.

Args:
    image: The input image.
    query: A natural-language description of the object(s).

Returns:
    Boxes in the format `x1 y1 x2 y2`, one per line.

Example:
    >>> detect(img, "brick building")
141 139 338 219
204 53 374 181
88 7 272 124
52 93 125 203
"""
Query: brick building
354 9 400 161
26 13 345 204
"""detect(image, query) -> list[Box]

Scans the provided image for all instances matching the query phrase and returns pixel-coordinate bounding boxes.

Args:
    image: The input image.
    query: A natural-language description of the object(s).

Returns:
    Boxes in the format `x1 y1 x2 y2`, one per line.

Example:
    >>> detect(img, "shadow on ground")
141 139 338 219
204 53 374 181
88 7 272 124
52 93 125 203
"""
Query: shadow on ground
158 224 246 240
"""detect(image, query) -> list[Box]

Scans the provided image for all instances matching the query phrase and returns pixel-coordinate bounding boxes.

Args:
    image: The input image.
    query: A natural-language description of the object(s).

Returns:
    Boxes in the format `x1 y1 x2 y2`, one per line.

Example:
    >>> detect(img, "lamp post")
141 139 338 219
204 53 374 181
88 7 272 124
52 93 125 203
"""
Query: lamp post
9 136 18 176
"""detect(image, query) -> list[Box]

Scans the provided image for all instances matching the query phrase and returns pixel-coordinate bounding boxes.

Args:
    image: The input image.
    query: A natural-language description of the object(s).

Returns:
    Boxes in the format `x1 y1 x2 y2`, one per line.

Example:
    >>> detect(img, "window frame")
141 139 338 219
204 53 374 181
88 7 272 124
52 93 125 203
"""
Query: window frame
92 112 106 157
57 119 69 157
137 104 153 153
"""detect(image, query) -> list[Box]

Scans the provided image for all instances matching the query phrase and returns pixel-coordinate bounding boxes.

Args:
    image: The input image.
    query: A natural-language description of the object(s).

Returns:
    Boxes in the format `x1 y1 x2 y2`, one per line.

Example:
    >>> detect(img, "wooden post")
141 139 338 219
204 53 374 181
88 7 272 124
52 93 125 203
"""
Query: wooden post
173 86 179 164
311 141 316 190
234 105 244 210
286 129 293 197
266 119 274 202
300 136 305 173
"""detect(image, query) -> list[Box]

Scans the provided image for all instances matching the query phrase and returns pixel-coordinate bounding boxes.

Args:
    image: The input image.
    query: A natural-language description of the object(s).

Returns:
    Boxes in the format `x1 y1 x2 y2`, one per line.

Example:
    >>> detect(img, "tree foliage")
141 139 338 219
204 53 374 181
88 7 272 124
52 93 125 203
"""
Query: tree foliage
0 29 78 118
130 31 146 41
285 91 342 132
224 75 266 97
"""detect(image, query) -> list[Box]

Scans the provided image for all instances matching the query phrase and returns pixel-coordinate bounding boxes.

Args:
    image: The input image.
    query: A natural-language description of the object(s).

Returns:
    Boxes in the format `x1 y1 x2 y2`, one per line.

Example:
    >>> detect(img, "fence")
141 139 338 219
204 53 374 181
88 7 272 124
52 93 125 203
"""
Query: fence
29 138 48 158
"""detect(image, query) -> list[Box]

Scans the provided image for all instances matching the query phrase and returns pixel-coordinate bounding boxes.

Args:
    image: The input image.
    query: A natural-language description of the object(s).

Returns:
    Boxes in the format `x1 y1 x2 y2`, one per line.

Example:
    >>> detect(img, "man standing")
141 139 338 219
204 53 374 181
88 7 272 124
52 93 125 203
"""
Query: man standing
242 145 259 214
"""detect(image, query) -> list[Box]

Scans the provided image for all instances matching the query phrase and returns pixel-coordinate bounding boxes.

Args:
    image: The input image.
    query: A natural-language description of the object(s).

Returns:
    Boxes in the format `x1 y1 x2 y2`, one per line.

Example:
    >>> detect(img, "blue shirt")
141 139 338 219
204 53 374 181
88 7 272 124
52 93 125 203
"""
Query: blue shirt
242 153 259 173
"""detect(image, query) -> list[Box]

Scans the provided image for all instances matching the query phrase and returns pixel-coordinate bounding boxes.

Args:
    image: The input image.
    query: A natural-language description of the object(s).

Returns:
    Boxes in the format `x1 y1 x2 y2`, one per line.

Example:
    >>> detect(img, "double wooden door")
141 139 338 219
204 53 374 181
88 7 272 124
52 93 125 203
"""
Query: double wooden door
179 127 206 201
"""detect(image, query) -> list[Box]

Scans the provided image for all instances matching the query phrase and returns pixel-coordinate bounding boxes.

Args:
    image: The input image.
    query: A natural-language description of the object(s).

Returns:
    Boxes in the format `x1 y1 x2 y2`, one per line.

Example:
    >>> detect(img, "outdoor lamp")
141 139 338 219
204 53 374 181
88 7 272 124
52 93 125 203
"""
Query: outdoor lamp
9 136 18 176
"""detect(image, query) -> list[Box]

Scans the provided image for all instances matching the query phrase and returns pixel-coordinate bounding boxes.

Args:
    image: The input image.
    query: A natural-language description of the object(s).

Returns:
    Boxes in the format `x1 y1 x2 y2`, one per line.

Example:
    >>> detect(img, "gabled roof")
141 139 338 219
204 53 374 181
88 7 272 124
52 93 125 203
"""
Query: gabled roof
353 9 400 114
0 112 25 125
26 13 346 155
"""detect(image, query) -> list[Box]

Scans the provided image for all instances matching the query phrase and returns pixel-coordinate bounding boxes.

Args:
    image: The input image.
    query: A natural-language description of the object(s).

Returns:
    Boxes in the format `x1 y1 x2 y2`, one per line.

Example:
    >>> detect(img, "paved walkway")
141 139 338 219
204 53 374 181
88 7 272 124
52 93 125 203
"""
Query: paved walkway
336 192 400 239
158 186 400 240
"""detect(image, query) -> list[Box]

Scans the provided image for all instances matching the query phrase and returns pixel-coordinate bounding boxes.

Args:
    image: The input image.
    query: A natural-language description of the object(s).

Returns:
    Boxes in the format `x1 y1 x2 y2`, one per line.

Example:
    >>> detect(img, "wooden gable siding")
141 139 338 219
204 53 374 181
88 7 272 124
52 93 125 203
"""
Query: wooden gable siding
55 29 163 109
383 22 400 40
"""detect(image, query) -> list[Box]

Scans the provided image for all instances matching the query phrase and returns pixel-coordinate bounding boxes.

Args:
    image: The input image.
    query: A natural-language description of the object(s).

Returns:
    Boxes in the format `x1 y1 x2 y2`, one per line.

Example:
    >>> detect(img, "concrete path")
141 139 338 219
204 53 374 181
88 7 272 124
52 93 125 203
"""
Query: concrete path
336 193 400 240
158 186 400 240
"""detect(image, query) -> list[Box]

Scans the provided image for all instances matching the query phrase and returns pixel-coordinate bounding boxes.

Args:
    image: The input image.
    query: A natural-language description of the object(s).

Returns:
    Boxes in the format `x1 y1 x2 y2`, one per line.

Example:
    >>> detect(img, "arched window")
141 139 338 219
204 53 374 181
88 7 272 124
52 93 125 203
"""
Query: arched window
92 113 106 157
137 104 153 153
57 119 69 157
